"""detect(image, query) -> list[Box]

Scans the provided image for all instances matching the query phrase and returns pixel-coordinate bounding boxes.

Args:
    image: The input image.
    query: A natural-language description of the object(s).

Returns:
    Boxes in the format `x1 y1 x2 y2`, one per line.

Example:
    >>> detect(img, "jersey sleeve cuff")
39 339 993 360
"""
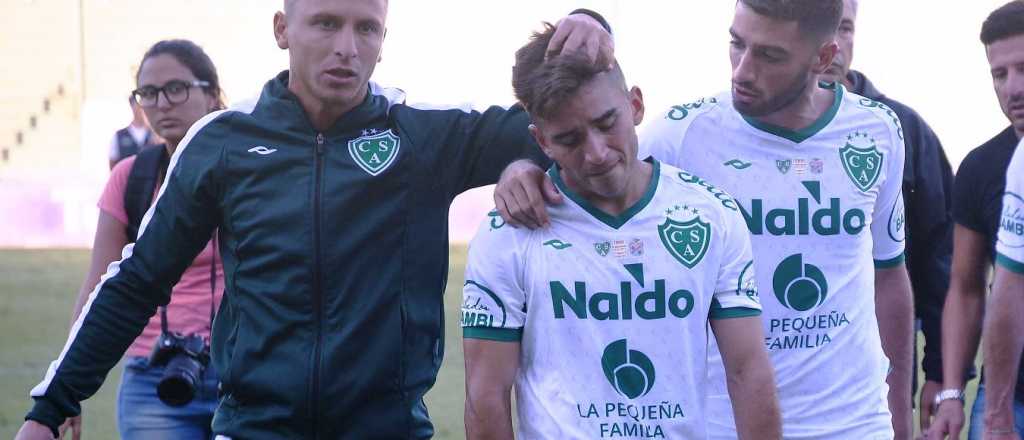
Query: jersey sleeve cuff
26 398 64 438
874 252 906 268
463 327 523 342
710 307 761 320
996 252 1024 274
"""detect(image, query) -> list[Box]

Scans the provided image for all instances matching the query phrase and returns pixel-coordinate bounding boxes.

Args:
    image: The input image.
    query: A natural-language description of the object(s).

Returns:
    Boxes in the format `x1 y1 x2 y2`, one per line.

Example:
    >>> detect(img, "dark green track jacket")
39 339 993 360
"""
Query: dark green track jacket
26 71 546 439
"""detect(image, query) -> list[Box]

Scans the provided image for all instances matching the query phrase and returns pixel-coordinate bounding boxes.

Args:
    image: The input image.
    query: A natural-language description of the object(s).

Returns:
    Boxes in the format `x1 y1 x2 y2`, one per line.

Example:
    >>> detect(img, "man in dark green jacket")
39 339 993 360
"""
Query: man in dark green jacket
16 1 612 439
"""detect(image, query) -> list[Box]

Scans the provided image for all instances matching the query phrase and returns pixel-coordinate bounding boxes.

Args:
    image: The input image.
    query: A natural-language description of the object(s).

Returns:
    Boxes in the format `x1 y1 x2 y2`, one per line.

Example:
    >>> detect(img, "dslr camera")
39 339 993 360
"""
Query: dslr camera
149 332 210 406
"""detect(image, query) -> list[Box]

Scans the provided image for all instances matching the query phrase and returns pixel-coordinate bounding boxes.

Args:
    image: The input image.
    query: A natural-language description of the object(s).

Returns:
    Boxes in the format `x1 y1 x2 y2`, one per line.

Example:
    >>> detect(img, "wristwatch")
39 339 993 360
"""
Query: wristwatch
933 389 966 409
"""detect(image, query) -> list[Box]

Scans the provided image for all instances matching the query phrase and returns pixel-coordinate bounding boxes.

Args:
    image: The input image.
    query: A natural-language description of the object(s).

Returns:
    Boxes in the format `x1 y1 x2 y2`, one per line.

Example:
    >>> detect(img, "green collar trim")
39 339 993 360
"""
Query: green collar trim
548 159 660 230
741 81 843 143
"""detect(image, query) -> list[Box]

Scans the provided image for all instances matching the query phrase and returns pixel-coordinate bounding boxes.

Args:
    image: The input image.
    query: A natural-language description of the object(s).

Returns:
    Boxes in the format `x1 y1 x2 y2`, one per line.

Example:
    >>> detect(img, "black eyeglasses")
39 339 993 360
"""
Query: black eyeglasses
131 80 210 108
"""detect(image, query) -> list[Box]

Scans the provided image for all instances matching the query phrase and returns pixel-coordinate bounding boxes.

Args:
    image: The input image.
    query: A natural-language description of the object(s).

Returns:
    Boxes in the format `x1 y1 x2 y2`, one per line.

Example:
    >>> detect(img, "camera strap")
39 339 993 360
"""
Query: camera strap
158 231 219 340
208 232 218 334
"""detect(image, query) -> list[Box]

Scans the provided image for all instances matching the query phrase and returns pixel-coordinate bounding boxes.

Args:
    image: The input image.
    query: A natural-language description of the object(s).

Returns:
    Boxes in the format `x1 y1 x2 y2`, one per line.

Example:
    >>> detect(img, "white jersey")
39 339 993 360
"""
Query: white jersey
462 161 761 439
640 84 906 440
997 138 1024 272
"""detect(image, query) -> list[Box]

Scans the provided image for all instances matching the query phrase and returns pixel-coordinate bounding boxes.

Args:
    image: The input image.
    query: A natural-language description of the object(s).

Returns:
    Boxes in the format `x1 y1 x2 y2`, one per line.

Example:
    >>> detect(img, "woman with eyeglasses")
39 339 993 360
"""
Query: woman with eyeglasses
60 39 226 440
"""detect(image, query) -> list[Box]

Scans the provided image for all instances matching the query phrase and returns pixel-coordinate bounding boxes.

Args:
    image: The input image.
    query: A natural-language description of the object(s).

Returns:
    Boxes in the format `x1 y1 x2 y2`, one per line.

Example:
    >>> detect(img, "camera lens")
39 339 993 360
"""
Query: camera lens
156 354 204 406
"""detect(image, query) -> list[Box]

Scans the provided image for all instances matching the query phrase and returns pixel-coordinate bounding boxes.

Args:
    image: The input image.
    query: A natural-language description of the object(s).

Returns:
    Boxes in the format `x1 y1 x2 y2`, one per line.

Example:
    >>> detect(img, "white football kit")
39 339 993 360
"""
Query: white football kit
462 160 762 439
640 83 906 439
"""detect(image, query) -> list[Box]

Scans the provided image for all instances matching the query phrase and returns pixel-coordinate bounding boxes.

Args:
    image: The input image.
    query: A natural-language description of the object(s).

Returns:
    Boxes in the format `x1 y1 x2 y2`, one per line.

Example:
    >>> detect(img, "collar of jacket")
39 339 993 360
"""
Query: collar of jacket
845 70 886 102
254 70 407 138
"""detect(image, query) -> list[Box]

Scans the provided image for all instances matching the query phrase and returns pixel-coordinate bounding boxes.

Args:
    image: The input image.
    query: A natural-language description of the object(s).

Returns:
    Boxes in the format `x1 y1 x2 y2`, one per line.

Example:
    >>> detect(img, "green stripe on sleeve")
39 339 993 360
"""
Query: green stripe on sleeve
463 327 523 342
874 253 906 268
710 307 762 320
996 252 1024 275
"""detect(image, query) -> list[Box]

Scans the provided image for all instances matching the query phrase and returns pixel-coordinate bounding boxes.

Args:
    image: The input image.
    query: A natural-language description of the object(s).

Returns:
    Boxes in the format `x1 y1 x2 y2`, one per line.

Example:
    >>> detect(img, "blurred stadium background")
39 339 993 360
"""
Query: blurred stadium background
0 0 1006 438
0 0 1014 247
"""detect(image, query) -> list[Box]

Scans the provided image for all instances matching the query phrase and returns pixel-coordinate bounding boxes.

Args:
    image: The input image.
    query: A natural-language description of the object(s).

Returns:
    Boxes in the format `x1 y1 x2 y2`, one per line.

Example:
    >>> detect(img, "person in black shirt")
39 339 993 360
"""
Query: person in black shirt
929 2 1024 439
819 0 955 432
957 128 1019 263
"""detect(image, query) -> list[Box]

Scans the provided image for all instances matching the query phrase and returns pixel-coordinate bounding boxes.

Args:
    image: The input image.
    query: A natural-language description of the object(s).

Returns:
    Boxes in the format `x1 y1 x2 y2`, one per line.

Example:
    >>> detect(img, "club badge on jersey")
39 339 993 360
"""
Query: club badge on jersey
348 129 401 176
839 132 883 192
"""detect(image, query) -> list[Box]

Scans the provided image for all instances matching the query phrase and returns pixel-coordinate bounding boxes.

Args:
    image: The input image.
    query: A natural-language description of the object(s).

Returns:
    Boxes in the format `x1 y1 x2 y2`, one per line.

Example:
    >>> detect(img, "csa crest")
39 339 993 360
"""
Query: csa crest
658 217 711 269
594 241 611 257
840 132 883 192
348 129 401 176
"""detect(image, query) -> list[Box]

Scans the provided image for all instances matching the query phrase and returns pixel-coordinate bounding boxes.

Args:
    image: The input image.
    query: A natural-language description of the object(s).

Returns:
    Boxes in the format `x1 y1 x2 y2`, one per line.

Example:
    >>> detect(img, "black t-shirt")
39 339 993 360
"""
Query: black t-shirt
953 127 1018 260
952 126 1024 396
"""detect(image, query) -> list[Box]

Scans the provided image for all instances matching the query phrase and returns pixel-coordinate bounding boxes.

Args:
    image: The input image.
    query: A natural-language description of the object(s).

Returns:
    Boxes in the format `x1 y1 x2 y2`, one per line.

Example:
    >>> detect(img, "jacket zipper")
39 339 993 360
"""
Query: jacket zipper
311 132 326 439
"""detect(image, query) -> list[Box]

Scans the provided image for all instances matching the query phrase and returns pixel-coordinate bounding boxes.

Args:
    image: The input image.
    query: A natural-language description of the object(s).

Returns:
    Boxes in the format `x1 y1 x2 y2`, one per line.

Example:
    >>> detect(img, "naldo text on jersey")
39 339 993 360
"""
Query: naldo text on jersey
738 180 866 236
551 279 695 321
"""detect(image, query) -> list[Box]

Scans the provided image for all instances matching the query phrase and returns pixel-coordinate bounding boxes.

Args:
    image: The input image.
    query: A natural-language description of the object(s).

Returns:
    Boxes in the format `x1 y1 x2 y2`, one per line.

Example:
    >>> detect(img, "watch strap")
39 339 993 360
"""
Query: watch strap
933 389 966 408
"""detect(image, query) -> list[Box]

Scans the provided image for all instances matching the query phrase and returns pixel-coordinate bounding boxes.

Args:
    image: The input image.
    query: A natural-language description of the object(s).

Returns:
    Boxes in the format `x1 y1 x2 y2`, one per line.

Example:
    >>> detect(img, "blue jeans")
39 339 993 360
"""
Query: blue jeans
969 383 1024 439
117 356 220 440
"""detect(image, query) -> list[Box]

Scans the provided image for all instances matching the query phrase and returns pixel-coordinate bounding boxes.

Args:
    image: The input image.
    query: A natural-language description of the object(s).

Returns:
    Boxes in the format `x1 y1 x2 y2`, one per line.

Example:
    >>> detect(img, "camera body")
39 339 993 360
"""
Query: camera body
149 331 210 407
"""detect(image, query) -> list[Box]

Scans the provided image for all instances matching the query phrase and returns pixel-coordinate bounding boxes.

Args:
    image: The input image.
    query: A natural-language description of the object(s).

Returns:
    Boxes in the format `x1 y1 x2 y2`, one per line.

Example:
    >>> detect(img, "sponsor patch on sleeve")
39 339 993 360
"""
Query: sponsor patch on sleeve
888 190 906 243
999 192 1024 250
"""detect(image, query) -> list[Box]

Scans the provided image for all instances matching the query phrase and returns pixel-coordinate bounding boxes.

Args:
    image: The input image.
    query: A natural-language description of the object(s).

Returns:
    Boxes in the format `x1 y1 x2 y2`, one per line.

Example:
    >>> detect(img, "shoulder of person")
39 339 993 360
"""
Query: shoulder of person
372 82 495 120
649 92 728 128
958 129 1017 176
874 95 938 140
393 100 522 128
110 154 138 177
978 128 1019 157
389 95 527 151
641 93 728 160
176 110 237 152
841 89 906 154
469 208 533 250
842 86 896 118
104 154 139 194
659 162 742 217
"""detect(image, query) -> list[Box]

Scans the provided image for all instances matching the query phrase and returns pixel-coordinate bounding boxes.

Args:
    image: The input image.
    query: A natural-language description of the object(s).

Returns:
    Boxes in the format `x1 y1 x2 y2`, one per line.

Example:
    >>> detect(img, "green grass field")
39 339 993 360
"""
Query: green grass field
0 248 977 439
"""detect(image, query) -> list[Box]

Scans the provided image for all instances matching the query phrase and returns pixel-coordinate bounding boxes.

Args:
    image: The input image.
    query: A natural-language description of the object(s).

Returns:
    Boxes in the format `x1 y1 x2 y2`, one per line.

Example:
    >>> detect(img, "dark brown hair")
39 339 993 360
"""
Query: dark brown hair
738 0 843 41
982 1 1024 45
512 23 623 120
136 39 226 110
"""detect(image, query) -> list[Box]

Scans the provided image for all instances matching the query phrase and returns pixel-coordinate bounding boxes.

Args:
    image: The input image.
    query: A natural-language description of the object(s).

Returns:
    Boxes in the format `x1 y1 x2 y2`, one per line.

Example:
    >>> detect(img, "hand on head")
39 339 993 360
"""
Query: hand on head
544 13 615 70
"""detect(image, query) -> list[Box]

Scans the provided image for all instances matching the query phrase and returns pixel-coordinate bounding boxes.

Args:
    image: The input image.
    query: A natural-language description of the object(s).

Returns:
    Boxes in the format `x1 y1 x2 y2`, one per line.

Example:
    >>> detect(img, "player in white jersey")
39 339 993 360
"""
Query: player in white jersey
492 1 915 438
980 140 1024 437
461 24 781 440
640 86 906 439
640 2 915 438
